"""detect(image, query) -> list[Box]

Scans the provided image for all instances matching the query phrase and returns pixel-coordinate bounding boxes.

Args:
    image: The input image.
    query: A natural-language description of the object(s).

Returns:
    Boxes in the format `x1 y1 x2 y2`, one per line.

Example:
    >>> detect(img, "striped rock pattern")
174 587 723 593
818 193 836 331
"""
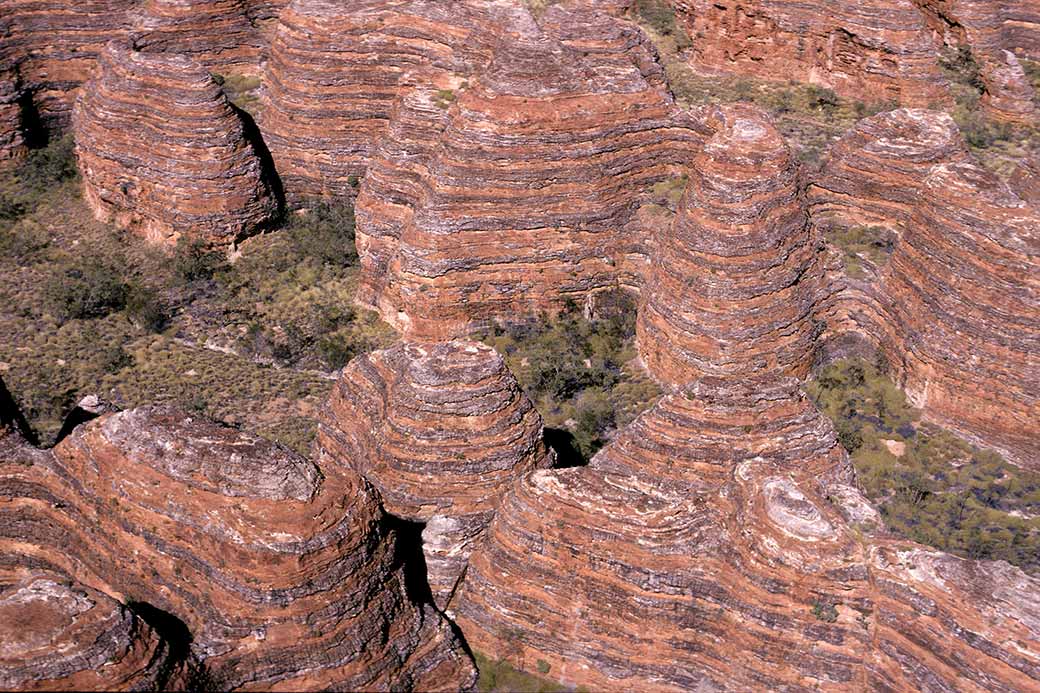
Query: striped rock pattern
0 53 27 168
635 104 828 388
316 340 554 609
128 0 266 75
73 43 276 246
0 406 476 691
455 375 1040 691
878 161 1039 469
673 0 951 106
356 11 707 338
259 0 535 202
0 570 188 691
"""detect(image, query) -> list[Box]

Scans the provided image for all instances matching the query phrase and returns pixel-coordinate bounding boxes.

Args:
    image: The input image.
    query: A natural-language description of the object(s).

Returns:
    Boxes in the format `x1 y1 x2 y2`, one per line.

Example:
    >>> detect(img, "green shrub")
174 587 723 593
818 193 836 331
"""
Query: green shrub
125 284 169 332
287 200 357 267
811 601 839 623
44 257 129 323
637 0 690 48
16 135 78 193
174 237 226 283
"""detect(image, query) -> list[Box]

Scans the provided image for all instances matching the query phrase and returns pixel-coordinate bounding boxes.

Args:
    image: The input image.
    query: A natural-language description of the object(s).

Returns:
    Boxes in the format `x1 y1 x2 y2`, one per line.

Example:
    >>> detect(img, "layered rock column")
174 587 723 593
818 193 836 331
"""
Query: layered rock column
0 571 189 691
878 161 1039 468
636 104 827 387
316 340 554 609
0 60 27 168
674 0 951 106
73 43 276 246
1 406 477 690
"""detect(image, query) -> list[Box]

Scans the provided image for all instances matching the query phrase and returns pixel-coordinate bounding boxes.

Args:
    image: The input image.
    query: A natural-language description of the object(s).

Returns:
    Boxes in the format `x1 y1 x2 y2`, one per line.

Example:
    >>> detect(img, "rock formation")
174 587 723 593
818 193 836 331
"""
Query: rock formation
0 571 189 691
636 104 827 388
878 160 1039 469
0 58 27 167
259 0 535 202
128 0 266 75
73 42 276 246
456 373 1040 691
674 0 951 106
356 13 705 338
316 340 554 609
0 405 477 690
0 0 137 130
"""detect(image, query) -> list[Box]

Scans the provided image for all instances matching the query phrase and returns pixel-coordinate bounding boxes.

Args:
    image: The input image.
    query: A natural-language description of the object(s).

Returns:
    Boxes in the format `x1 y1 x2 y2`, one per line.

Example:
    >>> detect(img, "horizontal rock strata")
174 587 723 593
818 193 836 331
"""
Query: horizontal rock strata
73 42 276 246
316 340 554 609
636 104 828 387
1 406 476 690
260 0 535 202
456 376 1040 690
0 58 26 167
0 570 187 691
878 160 1039 468
128 0 266 75
357 16 707 337
674 0 951 106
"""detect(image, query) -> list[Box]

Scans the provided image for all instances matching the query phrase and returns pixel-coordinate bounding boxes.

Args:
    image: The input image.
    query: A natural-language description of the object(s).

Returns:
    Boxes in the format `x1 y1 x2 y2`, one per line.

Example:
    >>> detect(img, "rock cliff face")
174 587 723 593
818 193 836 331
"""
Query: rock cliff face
316 340 554 609
128 0 266 74
636 104 827 388
0 571 188 691
0 0 137 130
810 108 1039 469
457 375 1040 691
0 59 27 168
355 12 705 338
674 0 951 106
73 42 276 246
879 161 1039 469
259 0 533 202
0 406 476 690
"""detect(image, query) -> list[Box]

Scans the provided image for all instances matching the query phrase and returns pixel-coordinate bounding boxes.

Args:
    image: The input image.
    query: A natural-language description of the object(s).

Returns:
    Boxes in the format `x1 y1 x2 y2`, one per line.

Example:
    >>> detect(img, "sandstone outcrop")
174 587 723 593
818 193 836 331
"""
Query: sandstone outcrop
128 0 266 75
0 1 137 130
316 340 554 609
1 406 477 690
356 17 706 338
73 42 276 246
0 570 188 691
878 160 1039 469
456 375 1040 691
636 104 827 388
674 0 951 106
0 59 26 167
260 0 535 202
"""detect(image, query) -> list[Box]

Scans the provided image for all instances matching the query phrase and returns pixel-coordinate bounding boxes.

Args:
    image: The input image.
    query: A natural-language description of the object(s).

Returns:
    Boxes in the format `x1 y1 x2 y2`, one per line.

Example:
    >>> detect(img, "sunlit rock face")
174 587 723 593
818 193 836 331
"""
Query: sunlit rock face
73 42 277 247
636 104 829 389
355 10 705 339
0 406 477 691
673 0 951 106
456 373 1040 691
316 339 554 609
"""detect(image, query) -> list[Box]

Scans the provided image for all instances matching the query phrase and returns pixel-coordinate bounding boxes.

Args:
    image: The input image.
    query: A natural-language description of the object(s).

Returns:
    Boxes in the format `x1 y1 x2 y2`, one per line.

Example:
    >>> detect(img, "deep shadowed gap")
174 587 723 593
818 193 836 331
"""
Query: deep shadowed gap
17 89 48 149
0 377 39 446
124 600 209 690
544 427 588 468
230 103 285 217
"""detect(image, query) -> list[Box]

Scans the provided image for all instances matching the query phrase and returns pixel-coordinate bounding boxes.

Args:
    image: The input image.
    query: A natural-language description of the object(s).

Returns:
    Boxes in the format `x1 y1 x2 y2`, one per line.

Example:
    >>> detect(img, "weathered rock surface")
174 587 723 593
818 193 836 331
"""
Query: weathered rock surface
0 570 187 691
879 160 1039 469
636 104 827 387
128 0 266 75
0 57 27 167
674 0 951 106
260 0 534 202
456 375 1040 691
356 12 705 337
316 340 554 609
1 406 477 690
810 108 1039 469
73 42 276 246
0 0 137 130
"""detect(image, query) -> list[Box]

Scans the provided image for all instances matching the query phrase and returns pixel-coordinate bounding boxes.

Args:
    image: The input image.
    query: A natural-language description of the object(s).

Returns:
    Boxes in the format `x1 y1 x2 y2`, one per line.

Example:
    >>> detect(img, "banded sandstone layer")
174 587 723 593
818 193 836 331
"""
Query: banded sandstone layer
356 10 707 338
636 104 828 387
0 58 26 167
672 0 952 106
73 43 276 246
260 0 535 202
457 375 1040 691
0 406 476 690
810 108 1039 469
128 0 266 74
317 340 554 609
0 570 188 691
0 0 136 129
